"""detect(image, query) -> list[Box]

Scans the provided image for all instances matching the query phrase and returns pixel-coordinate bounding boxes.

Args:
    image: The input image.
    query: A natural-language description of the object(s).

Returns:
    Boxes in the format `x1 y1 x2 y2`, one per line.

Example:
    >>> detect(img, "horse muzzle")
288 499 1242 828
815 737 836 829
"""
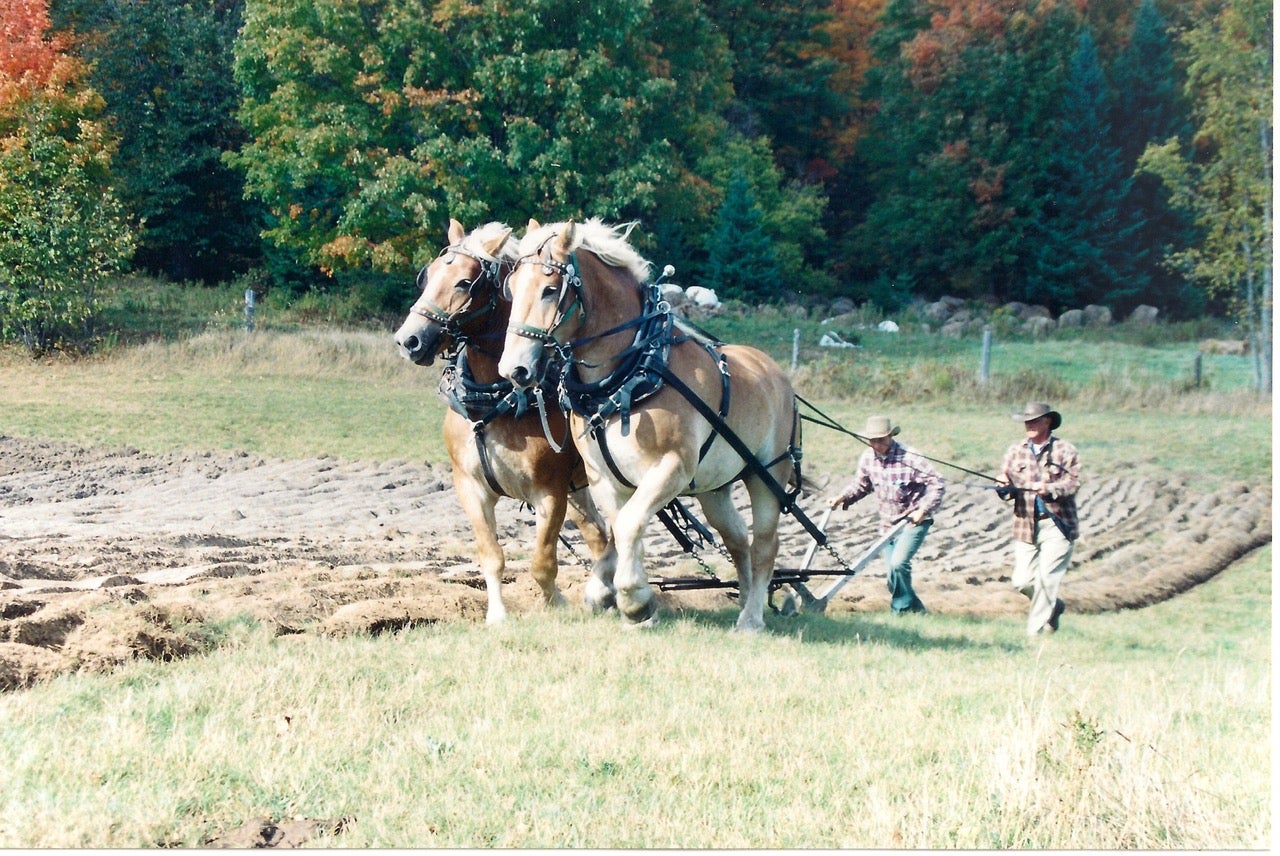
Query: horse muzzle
394 321 444 367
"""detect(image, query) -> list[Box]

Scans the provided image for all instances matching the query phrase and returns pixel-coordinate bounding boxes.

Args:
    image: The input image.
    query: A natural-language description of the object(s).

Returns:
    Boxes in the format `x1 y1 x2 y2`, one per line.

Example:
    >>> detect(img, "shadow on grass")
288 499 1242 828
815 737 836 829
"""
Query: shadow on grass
667 605 1026 653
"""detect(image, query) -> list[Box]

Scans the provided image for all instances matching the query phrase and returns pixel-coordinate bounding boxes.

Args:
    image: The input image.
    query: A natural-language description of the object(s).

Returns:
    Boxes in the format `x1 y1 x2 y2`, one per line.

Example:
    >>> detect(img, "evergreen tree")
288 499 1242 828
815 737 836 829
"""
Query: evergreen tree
1026 29 1145 312
705 172 782 302
700 0 842 178
1110 0 1200 316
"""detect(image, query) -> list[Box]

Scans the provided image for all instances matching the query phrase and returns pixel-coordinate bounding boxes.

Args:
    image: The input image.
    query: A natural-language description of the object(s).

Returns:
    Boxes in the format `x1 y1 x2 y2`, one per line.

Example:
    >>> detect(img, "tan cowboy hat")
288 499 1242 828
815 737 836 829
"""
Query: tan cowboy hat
1011 401 1061 430
859 415 900 440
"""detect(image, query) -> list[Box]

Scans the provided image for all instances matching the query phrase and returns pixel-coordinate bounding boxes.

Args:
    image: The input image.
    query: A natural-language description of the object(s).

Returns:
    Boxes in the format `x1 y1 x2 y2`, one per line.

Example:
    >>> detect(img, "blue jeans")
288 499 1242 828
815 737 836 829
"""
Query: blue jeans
881 520 931 614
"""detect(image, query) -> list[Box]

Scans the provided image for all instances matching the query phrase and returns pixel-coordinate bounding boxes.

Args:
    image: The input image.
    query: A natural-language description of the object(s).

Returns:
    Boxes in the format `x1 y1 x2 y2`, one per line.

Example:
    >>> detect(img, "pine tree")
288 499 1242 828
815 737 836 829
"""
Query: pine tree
1026 30 1145 311
1110 0 1200 316
705 172 782 303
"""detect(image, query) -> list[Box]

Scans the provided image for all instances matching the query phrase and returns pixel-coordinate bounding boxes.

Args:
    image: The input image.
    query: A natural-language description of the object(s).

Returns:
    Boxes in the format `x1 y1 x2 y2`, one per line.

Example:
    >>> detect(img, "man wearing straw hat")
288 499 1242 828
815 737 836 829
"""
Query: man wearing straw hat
829 415 946 615
996 402 1081 637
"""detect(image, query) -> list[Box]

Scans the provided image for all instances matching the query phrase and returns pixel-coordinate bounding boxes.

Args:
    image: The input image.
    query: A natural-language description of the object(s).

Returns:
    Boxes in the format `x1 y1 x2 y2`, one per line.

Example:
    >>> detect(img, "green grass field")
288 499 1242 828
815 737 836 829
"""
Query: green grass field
0 308 1271 848
0 545 1270 847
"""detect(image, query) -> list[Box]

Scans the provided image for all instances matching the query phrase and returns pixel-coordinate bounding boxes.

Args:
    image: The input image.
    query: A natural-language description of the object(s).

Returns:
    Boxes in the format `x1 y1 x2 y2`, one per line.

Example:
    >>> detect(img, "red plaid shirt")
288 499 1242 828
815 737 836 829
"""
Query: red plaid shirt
998 435 1081 543
835 441 946 532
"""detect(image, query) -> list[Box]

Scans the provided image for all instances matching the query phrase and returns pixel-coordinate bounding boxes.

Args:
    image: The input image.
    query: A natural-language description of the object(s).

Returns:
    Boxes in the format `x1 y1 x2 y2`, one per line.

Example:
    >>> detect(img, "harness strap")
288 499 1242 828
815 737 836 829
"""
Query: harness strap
472 425 506 497
653 363 826 546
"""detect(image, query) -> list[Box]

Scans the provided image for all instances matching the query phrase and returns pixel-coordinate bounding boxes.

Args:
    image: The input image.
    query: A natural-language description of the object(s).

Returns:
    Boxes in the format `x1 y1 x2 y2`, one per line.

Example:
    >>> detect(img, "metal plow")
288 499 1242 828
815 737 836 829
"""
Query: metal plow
778 508 908 615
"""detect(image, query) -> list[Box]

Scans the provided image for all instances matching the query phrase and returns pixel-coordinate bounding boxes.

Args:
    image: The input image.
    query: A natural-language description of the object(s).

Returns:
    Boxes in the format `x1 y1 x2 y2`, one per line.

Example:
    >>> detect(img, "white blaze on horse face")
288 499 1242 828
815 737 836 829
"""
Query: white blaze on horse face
498 261 563 386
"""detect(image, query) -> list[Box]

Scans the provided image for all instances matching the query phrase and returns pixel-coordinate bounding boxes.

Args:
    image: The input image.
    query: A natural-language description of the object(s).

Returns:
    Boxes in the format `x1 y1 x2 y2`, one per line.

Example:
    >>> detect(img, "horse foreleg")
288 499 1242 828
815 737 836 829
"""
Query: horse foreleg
566 486 618 613
452 476 508 624
610 461 689 626
528 493 569 610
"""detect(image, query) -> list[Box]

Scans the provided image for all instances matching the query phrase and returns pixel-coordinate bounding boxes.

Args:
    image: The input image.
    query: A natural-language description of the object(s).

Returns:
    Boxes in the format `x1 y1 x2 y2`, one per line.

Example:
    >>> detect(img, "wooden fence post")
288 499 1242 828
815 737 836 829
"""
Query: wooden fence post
979 327 992 384
244 289 256 333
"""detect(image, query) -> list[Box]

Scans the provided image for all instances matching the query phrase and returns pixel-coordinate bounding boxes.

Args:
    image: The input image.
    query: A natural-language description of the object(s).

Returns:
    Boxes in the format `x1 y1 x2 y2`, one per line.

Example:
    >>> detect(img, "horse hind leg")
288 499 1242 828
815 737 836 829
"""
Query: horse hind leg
739 477 784 633
696 486 762 631
566 487 618 613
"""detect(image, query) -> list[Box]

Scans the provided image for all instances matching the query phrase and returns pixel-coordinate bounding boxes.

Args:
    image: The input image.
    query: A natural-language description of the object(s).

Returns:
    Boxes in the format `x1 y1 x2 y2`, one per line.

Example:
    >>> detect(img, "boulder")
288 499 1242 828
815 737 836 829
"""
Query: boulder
1058 309 1085 328
922 301 953 324
1129 304 1159 325
1083 304 1113 326
1023 316 1054 337
1198 339 1249 356
829 296 856 315
685 285 721 308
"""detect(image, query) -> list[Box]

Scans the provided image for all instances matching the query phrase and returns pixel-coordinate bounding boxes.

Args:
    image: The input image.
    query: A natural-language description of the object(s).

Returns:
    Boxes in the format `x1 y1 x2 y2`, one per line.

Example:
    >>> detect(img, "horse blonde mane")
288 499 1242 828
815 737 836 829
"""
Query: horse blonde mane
460 221 520 264
519 218 652 284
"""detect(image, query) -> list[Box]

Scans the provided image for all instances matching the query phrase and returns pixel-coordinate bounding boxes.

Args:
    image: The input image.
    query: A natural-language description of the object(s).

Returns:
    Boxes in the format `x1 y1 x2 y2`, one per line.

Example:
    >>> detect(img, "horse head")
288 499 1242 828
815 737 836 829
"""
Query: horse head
498 220 585 388
499 218 651 389
395 218 514 366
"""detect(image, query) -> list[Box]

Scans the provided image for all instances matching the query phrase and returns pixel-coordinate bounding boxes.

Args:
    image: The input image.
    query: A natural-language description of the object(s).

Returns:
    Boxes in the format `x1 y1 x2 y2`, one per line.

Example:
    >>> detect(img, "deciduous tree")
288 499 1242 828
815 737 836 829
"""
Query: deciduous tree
1139 0 1272 391
0 0 134 354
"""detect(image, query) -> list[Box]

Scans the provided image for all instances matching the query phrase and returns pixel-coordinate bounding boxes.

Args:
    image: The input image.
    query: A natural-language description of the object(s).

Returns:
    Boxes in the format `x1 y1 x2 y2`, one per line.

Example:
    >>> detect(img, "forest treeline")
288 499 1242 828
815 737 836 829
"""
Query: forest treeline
0 0 1272 380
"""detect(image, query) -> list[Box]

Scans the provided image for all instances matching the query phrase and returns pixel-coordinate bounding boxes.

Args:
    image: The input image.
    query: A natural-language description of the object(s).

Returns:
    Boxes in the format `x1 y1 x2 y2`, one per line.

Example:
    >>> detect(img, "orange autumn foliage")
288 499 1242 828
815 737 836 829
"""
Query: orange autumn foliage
0 0 79 105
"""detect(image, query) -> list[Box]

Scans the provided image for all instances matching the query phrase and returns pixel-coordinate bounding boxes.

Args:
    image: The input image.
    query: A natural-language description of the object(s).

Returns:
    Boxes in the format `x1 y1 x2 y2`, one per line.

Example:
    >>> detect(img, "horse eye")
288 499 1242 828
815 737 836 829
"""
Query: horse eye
541 284 559 299
456 278 475 292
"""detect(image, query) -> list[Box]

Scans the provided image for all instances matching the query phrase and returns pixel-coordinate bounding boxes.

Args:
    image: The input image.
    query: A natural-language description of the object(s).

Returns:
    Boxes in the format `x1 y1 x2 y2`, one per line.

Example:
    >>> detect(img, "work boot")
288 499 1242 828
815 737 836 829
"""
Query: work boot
1047 598 1065 633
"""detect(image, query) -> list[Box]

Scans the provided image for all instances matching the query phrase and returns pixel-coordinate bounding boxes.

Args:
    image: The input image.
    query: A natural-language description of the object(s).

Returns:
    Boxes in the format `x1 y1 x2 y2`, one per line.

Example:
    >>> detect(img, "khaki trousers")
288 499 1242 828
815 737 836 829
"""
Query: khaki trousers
1011 521 1073 636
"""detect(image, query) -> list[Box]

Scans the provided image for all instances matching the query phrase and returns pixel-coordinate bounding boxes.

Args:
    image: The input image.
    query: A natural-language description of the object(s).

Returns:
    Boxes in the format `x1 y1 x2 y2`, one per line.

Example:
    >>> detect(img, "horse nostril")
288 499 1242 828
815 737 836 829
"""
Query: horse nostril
510 365 531 387
402 335 420 353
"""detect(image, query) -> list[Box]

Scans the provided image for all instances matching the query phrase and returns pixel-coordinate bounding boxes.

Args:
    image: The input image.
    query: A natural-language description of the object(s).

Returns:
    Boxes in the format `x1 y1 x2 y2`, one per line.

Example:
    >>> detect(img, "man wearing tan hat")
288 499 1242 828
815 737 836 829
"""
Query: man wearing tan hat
829 415 946 615
996 402 1081 637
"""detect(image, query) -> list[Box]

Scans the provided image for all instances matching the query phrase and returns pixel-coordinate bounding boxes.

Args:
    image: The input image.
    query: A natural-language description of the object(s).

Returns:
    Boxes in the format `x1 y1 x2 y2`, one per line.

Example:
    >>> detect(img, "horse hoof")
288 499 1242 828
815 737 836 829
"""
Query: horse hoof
621 597 658 626
733 613 765 633
583 580 617 614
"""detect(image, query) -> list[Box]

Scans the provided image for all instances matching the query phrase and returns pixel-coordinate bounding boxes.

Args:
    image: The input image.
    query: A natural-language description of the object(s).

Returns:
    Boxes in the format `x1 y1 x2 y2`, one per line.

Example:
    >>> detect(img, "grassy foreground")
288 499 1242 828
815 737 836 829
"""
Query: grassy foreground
0 546 1270 848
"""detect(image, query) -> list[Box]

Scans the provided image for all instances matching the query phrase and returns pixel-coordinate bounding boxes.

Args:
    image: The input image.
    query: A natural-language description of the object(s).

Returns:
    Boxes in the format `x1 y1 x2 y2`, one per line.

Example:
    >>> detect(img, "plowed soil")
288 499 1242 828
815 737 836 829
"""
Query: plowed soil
2 435 1270 690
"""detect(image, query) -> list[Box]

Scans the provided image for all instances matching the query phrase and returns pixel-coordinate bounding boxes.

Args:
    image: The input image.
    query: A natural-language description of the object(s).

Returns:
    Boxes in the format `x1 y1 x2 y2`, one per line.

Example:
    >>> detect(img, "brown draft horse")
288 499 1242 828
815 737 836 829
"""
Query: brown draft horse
498 219 801 632
394 219 613 624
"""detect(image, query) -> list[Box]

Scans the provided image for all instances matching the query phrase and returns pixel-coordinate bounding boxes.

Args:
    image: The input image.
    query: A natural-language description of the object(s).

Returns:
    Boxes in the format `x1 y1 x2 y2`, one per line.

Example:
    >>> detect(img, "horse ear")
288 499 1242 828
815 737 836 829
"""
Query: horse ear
481 228 512 258
555 221 576 255
447 218 465 245
527 218 541 231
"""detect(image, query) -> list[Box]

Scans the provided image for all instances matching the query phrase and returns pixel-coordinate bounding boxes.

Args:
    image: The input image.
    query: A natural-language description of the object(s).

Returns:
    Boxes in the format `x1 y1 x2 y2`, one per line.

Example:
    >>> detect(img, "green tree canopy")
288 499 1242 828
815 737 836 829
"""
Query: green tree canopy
0 0 134 354
228 0 733 282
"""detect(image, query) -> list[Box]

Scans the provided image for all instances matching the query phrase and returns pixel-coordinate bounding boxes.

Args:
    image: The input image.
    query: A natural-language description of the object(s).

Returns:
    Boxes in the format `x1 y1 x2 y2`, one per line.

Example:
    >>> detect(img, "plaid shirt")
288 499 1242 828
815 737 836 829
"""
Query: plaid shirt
998 435 1081 543
835 441 946 532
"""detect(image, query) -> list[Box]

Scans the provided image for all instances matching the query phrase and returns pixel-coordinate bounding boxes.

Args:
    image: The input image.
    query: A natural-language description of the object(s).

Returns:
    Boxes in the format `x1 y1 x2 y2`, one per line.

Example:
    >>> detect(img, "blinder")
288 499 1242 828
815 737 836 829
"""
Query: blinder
409 244 501 329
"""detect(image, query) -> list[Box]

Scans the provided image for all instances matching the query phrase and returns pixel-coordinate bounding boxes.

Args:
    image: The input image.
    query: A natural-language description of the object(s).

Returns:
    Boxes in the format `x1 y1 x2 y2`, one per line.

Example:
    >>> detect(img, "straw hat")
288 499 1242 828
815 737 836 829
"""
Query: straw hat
859 415 900 440
1011 402 1061 430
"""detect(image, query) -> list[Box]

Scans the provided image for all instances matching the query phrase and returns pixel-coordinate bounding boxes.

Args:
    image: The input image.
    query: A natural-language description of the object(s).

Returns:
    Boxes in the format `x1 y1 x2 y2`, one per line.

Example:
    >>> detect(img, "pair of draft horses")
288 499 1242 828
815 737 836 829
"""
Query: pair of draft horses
394 218 802 632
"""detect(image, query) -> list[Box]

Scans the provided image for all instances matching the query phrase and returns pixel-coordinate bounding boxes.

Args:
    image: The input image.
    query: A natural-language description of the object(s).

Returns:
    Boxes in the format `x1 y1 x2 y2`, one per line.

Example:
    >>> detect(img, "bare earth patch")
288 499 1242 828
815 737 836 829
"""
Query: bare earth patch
2 434 1271 691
